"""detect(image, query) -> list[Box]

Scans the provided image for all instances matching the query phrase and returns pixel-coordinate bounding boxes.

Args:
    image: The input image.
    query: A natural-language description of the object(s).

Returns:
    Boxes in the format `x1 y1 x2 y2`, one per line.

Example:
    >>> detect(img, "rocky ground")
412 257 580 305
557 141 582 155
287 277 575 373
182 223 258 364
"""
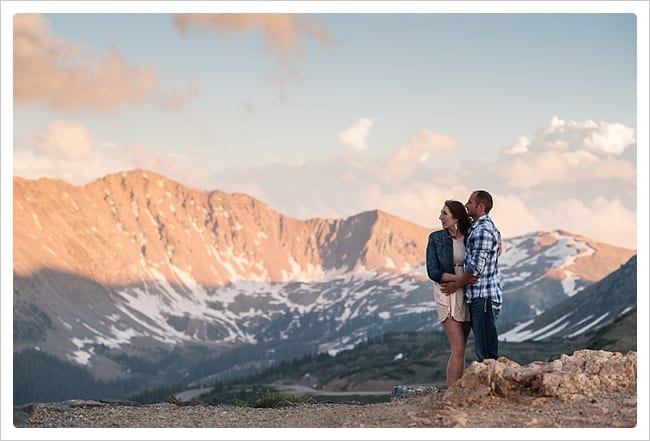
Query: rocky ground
12 388 637 429
12 350 641 432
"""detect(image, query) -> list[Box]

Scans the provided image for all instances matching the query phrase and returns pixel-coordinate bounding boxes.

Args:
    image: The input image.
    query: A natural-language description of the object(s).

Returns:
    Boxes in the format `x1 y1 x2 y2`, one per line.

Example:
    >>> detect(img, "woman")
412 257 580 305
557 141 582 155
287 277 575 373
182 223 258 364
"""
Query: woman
426 200 472 387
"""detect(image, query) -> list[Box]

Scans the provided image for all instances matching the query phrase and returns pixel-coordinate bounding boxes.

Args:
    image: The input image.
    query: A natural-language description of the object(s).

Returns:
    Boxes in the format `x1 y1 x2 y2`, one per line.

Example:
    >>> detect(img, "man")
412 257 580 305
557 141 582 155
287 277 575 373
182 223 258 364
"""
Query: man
441 190 502 361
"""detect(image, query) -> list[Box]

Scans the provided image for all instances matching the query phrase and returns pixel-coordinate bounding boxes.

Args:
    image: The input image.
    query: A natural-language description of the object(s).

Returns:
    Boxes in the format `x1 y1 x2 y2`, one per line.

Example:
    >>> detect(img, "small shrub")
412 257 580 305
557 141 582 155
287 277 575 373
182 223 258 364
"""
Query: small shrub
253 390 312 408
166 395 181 405
233 398 247 407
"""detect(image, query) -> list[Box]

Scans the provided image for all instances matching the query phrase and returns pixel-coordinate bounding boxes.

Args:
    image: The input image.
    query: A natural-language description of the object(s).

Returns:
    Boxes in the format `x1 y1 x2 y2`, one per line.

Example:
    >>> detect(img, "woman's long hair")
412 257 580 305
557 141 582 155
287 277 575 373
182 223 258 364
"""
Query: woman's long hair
445 200 471 240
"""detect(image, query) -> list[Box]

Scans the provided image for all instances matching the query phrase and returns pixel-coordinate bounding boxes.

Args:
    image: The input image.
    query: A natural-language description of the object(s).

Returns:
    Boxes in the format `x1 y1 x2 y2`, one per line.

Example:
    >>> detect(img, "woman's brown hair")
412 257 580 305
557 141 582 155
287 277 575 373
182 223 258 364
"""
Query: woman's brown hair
445 199 471 240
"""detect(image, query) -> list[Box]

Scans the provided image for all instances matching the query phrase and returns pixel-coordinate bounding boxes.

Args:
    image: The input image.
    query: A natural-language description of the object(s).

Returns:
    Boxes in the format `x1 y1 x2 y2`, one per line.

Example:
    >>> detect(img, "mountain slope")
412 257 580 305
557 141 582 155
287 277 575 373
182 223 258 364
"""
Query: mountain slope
500 255 636 342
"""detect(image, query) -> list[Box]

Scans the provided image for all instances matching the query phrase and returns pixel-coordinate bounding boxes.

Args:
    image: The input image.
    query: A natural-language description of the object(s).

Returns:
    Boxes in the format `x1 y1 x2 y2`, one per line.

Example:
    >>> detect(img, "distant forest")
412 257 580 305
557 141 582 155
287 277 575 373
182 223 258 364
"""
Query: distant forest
14 349 144 405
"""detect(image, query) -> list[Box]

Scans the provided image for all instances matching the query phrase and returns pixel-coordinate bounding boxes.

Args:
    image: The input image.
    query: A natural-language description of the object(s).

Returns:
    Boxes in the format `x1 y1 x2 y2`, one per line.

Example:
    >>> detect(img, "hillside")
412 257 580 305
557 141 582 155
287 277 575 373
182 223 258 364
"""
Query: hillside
500 254 637 341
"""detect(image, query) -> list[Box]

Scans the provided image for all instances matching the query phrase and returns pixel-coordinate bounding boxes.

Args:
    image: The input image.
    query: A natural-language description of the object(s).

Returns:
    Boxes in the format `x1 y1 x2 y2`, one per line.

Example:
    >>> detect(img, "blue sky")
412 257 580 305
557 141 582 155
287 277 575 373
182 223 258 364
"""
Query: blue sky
3 2 648 251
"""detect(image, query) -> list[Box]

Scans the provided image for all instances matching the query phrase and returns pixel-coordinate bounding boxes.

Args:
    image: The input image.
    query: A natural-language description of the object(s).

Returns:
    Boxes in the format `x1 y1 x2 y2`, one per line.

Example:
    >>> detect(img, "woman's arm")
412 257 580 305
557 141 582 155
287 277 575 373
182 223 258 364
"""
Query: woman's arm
426 233 444 282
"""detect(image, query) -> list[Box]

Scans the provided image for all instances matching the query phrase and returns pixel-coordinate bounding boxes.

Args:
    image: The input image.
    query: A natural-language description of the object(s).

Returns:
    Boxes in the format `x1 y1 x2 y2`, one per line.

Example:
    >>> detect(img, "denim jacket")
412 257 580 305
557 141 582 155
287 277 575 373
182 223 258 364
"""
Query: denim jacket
426 230 456 283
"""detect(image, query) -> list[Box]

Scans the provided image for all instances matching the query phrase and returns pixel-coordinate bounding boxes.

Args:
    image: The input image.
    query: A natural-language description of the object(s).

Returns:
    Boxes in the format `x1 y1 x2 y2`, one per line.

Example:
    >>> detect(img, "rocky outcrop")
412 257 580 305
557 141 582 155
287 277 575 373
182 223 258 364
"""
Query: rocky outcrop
445 349 637 404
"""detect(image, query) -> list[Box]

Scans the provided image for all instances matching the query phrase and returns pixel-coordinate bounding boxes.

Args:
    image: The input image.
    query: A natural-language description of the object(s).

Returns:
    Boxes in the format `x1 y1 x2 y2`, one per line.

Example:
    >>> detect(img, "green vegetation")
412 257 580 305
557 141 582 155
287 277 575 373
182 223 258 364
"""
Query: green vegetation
233 398 247 407
252 390 313 408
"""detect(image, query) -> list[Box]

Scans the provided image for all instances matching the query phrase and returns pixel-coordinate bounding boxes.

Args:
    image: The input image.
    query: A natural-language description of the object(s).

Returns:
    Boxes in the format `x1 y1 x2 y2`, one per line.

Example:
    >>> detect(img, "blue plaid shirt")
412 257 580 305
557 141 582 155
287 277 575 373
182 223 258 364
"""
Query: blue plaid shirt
464 215 502 304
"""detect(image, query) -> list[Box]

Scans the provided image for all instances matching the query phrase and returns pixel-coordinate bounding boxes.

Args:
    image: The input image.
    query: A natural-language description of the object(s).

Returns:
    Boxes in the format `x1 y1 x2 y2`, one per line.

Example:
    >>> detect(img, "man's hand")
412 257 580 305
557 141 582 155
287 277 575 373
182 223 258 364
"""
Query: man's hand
440 281 457 295
440 274 480 295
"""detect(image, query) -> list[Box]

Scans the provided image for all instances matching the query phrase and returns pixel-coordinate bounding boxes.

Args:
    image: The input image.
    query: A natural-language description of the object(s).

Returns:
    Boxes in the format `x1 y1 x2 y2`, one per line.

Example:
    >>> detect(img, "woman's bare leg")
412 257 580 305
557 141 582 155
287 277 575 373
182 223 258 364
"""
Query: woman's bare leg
442 318 469 387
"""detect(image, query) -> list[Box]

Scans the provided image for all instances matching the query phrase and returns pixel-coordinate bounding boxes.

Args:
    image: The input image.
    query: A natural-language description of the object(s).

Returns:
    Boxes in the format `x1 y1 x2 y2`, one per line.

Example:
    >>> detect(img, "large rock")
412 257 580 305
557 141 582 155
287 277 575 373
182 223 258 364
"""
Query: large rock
391 385 440 401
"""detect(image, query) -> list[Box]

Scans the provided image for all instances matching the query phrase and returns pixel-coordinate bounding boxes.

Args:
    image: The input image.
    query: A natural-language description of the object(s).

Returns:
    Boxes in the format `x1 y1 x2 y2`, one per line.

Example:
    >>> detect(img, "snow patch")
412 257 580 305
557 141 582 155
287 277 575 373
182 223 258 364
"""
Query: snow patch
32 213 42 229
566 312 611 338
131 199 139 220
42 245 57 256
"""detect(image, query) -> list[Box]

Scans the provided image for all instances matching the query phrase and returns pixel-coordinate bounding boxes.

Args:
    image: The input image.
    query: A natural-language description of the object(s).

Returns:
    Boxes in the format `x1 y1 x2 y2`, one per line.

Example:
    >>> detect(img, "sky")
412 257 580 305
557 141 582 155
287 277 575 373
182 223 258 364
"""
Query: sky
1 2 649 440
2 2 647 252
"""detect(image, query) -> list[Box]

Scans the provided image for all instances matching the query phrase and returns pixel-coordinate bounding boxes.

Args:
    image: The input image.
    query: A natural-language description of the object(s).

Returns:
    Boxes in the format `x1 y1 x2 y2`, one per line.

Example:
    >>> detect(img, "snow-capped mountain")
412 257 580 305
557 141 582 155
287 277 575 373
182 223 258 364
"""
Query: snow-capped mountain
13 170 636 380
498 230 635 326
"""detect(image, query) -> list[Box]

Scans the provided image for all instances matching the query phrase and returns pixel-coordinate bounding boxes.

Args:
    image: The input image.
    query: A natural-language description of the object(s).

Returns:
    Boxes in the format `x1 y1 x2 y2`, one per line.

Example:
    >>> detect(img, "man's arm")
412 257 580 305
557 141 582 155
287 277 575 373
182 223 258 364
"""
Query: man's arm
440 272 478 294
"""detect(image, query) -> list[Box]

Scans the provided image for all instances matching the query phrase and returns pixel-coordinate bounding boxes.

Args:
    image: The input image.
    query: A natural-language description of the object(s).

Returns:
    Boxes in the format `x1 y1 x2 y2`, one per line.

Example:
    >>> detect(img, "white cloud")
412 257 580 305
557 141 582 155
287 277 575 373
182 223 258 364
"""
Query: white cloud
32 120 94 161
501 116 636 189
382 130 457 183
504 136 530 155
583 122 636 155
338 117 373 152
529 115 636 155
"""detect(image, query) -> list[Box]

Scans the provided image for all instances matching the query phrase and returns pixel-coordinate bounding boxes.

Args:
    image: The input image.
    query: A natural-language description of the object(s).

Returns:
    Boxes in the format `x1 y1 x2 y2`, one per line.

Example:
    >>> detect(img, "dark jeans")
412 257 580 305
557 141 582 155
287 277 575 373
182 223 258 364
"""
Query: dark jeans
469 298 500 361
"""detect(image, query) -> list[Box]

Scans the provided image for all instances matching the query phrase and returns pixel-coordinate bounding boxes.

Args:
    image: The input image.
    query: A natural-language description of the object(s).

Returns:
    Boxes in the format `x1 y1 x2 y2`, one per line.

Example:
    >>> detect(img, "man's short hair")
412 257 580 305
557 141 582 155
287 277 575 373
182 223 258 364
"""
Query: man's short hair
474 190 493 213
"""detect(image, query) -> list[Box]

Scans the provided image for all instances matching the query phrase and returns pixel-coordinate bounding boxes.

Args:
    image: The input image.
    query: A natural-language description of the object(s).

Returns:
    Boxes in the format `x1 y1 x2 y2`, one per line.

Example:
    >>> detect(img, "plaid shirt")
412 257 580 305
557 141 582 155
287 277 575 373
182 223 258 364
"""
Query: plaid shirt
464 214 502 304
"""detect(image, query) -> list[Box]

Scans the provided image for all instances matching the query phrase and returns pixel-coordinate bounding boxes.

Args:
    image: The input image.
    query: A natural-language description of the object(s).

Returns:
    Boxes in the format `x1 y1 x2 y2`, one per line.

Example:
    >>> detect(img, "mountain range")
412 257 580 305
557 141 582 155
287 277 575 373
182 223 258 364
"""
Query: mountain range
13 169 636 388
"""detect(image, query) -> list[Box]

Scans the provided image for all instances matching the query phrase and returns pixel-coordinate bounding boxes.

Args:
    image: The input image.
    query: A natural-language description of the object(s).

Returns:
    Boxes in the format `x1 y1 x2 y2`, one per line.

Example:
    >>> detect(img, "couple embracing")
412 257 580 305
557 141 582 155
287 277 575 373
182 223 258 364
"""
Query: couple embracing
425 190 503 387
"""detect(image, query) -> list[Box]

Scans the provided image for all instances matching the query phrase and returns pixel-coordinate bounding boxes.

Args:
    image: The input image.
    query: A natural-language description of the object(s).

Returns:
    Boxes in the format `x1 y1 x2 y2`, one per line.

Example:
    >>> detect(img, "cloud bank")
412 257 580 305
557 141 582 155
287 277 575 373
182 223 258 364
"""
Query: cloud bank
206 116 637 249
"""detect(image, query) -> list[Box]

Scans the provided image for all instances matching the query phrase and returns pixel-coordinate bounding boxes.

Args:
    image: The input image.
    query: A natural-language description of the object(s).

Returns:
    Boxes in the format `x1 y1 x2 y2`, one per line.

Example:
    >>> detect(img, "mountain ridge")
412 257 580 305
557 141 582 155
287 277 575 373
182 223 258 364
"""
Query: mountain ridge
14 170 431 286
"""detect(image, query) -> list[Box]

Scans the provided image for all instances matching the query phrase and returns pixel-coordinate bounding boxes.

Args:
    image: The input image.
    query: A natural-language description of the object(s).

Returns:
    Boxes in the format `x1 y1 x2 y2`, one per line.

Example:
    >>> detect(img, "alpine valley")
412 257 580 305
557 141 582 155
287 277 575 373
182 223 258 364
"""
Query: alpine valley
12 170 636 403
